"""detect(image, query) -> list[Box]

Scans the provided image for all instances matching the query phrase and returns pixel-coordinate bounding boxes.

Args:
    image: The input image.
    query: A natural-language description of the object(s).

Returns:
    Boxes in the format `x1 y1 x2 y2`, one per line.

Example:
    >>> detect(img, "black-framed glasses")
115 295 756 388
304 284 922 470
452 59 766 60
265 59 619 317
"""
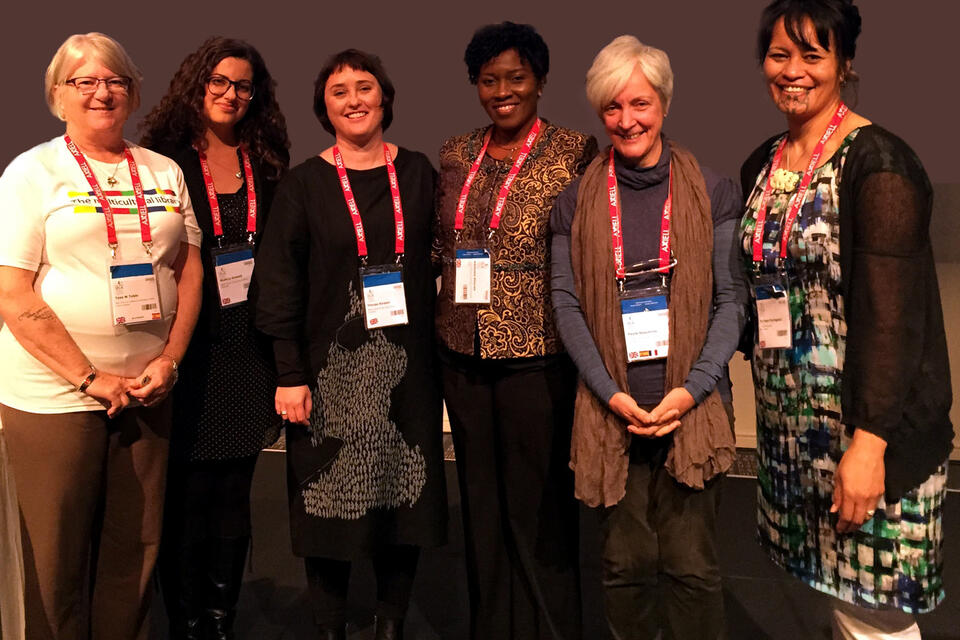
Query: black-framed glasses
206 75 255 100
64 76 132 95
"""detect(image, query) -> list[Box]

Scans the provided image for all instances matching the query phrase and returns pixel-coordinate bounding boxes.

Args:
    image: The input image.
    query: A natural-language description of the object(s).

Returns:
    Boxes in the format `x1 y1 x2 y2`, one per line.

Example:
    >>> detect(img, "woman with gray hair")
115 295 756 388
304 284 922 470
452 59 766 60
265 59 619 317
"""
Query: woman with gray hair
0 32 202 639
550 35 747 639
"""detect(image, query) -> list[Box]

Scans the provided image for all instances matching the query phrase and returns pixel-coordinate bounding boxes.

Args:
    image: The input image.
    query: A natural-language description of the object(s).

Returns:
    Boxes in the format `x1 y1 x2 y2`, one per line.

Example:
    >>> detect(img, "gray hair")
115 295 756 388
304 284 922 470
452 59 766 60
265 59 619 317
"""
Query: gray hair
585 35 673 115
45 32 142 120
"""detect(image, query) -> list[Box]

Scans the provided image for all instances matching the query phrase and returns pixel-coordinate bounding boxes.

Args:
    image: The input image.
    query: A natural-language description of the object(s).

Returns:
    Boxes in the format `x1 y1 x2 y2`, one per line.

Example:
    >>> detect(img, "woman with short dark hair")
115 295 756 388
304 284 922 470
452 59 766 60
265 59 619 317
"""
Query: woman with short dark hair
252 49 447 640
433 21 597 640
139 36 290 639
741 1 953 637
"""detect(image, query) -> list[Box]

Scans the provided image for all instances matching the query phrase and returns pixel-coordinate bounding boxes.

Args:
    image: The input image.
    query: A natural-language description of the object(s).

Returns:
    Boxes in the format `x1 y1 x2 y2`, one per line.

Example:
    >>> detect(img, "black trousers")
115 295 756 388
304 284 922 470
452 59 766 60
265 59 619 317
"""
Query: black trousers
598 438 724 640
441 351 582 640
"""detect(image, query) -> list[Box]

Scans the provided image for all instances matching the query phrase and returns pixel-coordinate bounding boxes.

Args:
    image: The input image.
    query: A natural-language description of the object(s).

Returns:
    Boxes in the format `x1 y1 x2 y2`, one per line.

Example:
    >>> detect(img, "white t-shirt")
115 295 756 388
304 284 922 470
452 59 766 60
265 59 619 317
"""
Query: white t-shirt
0 136 202 413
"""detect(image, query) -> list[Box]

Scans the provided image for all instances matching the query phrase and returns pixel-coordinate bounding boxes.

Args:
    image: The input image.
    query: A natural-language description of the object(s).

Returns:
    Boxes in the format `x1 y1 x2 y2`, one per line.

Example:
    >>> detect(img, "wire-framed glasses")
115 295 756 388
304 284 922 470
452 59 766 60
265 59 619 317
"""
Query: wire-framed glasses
64 76 132 95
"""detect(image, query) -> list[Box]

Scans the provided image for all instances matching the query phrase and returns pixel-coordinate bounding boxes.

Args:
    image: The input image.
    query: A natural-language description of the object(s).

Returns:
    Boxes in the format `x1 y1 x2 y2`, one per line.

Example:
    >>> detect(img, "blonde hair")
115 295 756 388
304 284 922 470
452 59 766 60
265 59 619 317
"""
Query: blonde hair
45 32 142 120
585 35 673 115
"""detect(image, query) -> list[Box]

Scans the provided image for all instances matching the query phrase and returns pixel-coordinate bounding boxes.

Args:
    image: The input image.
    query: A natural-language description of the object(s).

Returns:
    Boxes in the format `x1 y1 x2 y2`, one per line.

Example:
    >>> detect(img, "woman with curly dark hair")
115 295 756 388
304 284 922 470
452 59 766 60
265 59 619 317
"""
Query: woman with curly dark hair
432 21 596 640
139 36 289 640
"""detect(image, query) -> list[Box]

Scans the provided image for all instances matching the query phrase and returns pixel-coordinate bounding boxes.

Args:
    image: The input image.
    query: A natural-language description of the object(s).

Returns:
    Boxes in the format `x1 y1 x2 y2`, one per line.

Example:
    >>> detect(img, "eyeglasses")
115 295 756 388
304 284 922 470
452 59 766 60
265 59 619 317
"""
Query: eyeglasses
207 75 255 100
64 76 132 95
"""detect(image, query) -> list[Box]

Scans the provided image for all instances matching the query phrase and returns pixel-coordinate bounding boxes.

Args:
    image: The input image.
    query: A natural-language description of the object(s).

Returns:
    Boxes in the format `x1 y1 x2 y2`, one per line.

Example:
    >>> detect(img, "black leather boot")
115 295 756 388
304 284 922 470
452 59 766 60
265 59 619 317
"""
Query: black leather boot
159 541 205 640
202 536 250 640
374 617 404 640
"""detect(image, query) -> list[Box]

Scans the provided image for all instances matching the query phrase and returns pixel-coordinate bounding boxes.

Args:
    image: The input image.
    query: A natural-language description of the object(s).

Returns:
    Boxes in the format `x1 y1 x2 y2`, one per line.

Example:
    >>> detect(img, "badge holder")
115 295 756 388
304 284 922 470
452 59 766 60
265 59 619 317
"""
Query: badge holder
618 259 674 363
752 269 792 350
108 246 162 327
359 261 408 330
454 247 491 304
212 242 255 308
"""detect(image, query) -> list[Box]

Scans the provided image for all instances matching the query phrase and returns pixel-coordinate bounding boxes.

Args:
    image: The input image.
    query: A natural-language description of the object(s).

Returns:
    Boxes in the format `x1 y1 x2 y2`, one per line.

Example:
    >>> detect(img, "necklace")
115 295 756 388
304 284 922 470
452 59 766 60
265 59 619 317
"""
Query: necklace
207 153 243 179
105 156 124 186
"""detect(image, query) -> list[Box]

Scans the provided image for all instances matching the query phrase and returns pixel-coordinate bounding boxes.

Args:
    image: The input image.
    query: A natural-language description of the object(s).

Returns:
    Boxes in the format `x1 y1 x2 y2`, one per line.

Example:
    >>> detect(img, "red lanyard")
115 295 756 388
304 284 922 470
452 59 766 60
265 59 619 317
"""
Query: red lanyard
454 118 541 236
197 147 257 244
607 148 673 282
751 102 848 263
333 143 404 260
65 135 152 254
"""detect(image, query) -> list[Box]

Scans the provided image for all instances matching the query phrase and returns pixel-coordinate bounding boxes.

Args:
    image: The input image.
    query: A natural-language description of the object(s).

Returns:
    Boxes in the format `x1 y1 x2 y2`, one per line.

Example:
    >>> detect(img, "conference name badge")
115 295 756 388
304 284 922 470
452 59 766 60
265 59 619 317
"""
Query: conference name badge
360 264 408 330
108 261 161 326
620 286 669 363
213 246 254 308
753 273 792 350
454 248 491 304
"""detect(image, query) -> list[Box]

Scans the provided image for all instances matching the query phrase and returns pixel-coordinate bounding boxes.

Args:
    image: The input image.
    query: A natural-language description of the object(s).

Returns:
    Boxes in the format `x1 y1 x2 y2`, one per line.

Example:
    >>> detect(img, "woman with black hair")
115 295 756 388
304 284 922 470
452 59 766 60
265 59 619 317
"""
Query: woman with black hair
741 1 952 637
139 36 289 639
252 49 447 640
433 21 597 640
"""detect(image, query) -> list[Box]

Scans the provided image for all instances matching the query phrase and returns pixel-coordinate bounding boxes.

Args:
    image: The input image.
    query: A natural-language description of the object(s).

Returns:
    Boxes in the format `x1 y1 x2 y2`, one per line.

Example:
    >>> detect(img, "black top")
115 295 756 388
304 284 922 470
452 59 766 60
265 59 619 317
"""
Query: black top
741 125 954 501
251 149 447 558
152 143 281 461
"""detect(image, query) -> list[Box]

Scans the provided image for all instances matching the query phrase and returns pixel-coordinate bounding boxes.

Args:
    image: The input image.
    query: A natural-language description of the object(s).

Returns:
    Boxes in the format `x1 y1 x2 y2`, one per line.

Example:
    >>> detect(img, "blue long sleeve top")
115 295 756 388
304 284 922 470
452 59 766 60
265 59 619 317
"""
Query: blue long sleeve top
550 141 747 407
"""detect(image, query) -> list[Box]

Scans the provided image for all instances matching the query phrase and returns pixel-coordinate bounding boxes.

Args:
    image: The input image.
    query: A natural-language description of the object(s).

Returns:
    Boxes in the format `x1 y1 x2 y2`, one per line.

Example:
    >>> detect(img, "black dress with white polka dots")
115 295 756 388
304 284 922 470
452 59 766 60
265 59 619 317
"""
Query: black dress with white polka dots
173 185 281 461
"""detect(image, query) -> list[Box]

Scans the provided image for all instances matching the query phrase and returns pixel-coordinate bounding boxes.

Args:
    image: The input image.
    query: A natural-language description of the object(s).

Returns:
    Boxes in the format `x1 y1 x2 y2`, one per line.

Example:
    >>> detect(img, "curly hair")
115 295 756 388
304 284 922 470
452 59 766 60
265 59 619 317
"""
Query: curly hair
139 37 290 179
464 22 550 84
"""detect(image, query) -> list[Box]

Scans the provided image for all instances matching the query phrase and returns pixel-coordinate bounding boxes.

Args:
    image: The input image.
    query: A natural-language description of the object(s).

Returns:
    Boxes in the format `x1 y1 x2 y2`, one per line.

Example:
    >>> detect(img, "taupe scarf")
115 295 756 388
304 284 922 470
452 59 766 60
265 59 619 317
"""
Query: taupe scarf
569 142 735 507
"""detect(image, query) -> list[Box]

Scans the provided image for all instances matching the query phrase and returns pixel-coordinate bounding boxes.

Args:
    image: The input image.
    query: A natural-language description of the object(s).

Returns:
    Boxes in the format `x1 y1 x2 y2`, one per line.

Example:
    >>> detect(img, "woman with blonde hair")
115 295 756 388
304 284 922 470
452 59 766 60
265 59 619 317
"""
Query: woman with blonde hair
551 35 746 639
0 32 202 639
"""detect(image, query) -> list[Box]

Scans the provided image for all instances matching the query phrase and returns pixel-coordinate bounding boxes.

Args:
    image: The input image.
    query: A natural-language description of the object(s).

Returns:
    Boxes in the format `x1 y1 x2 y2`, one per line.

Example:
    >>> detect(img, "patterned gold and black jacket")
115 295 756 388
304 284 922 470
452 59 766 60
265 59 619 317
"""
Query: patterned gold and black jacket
433 121 597 359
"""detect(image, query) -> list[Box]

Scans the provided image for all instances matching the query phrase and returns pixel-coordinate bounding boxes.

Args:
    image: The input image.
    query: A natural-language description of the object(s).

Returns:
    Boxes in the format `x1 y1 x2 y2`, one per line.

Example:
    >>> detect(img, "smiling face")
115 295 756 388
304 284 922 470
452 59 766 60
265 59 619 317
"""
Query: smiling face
601 65 665 168
324 65 384 143
763 17 845 121
203 56 254 131
476 49 541 136
56 58 133 138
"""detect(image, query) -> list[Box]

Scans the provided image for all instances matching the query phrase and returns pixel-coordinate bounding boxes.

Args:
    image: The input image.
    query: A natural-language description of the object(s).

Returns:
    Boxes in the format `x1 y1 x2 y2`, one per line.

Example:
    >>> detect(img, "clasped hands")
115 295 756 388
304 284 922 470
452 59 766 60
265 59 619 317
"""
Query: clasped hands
608 387 695 438
83 354 178 417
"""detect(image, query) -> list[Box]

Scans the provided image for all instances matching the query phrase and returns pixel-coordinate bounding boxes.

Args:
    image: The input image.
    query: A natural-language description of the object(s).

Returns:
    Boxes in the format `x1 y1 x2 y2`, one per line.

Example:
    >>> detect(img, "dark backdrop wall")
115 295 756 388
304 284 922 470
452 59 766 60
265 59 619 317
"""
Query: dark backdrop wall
2 0 958 444
1 1 956 182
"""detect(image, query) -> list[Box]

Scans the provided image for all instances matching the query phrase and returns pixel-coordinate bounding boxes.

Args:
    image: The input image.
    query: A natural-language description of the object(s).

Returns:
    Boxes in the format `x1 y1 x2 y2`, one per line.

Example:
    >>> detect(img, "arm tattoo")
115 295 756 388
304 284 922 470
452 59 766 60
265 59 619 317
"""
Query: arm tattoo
18 305 56 322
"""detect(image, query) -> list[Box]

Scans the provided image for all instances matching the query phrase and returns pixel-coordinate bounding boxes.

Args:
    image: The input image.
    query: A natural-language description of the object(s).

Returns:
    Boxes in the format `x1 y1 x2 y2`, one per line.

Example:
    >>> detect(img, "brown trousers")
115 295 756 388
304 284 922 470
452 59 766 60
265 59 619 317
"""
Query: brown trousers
0 401 171 640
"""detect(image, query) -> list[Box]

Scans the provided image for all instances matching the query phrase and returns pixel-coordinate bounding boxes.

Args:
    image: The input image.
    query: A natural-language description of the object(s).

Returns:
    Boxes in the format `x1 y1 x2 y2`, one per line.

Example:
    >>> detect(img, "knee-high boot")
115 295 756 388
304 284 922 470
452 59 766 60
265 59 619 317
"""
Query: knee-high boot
202 536 250 640
159 540 205 640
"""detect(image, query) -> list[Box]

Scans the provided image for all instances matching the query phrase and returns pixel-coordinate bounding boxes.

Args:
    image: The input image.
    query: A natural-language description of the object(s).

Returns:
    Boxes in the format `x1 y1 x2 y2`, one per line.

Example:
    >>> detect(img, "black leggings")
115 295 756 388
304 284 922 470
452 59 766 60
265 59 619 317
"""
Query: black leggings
305 544 420 627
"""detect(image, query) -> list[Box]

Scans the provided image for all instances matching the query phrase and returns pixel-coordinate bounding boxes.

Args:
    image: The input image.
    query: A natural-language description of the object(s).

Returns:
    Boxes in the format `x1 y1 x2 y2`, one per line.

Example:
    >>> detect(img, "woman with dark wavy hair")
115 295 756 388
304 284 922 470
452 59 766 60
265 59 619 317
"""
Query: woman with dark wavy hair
139 36 289 640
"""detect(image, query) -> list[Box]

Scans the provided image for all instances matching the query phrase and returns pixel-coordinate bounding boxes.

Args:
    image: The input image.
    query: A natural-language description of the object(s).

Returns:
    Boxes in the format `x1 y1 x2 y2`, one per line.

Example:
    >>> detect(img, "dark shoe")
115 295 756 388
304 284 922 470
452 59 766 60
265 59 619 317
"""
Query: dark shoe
374 617 404 640
159 540 205 640
316 625 347 640
202 536 250 640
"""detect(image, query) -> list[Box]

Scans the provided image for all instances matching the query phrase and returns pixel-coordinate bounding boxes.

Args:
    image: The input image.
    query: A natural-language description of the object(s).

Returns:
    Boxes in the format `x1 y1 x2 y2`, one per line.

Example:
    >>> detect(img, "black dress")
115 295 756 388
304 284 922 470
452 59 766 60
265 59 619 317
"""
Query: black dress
252 149 447 559
158 144 282 463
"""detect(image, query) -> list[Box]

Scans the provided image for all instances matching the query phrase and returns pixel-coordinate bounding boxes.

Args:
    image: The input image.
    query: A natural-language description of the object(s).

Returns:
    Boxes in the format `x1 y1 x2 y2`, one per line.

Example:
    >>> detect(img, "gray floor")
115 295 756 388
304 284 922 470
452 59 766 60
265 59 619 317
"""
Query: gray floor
156 450 959 640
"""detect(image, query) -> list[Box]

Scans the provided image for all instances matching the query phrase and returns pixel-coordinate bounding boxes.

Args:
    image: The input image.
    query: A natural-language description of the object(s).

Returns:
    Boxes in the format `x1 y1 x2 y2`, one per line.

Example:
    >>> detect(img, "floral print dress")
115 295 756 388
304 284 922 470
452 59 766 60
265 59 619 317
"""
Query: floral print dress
740 130 946 613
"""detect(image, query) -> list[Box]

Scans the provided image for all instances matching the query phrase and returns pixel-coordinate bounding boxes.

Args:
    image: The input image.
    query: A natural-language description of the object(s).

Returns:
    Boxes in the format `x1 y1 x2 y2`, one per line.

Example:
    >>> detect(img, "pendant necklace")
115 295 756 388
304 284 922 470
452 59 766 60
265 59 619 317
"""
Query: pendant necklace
105 156 124 186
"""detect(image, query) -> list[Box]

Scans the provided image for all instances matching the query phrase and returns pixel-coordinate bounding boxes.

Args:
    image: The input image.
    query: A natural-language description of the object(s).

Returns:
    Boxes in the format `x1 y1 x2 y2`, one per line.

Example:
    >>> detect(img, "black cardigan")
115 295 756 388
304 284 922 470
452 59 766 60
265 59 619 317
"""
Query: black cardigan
154 143 279 341
741 125 954 502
